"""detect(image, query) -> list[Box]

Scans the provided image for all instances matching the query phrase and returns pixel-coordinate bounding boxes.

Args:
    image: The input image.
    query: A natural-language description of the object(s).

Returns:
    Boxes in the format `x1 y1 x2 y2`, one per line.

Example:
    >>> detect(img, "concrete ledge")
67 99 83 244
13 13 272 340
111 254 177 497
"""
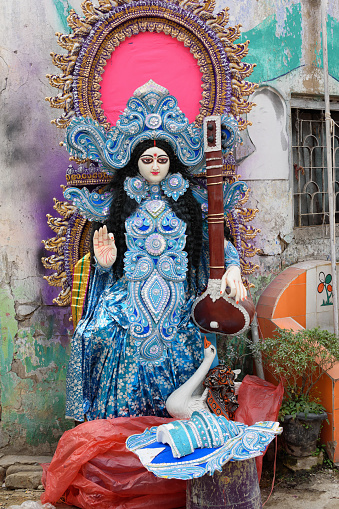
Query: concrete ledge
0 455 52 491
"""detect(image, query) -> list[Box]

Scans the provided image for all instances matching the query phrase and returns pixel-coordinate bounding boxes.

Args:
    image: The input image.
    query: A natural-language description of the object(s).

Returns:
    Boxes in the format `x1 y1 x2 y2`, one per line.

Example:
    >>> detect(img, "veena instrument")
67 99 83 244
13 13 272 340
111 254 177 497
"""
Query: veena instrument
192 116 255 335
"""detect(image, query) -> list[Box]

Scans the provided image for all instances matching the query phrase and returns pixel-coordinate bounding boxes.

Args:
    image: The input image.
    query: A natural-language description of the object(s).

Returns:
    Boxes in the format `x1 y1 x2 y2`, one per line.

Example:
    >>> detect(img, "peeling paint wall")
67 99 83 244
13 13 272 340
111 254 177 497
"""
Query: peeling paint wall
0 0 339 452
0 0 83 453
231 0 339 301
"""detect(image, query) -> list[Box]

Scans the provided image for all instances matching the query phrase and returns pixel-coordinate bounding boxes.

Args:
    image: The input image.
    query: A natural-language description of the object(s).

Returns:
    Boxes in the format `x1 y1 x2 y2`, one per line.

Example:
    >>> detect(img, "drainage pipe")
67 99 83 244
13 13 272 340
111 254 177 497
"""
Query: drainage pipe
251 314 265 380
321 0 339 337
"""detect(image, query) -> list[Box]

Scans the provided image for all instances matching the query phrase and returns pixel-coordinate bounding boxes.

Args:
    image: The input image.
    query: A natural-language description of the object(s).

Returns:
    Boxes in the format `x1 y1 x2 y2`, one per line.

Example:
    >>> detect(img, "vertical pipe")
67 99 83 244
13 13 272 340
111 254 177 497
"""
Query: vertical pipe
251 314 265 380
321 0 339 337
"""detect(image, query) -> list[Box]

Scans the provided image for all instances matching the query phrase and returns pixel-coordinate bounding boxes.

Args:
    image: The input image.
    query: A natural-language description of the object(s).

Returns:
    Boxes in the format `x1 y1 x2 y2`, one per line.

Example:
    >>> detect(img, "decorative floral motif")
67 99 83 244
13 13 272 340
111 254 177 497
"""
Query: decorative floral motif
317 271 333 307
145 200 166 218
124 176 149 204
63 187 113 222
161 173 189 201
145 233 167 257
124 192 188 363
141 272 170 322
223 180 248 212
145 113 162 129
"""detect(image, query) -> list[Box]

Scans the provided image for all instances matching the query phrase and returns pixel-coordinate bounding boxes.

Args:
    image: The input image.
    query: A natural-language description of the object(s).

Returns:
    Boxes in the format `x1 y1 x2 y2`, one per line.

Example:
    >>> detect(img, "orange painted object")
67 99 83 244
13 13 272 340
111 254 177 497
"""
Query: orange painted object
256 261 339 465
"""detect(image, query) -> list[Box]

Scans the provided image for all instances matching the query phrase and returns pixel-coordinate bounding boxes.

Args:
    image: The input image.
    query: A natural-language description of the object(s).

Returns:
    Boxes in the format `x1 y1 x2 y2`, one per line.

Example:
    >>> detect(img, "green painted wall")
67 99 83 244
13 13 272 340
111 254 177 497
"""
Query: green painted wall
327 15 339 81
239 5 303 84
239 6 339 85
52 0 73 33
0 285 73 452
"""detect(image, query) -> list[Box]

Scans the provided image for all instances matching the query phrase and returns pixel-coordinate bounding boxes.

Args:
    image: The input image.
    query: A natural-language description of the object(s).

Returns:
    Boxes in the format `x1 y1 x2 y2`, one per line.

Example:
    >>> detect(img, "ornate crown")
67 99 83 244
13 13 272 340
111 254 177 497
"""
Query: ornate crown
65 80 240 174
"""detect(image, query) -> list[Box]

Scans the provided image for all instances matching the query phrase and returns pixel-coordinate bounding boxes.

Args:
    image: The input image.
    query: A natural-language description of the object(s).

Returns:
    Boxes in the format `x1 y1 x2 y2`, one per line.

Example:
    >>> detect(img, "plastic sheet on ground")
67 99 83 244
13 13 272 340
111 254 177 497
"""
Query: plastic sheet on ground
41 376 283 508
41 416 186 509
9 502 55 509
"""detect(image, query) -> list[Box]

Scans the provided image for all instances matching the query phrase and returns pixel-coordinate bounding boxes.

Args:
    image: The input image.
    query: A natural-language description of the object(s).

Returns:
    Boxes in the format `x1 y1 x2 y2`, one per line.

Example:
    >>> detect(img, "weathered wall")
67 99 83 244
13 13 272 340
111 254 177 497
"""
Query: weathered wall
0 0 83 453
231 0 339 300
0 0 339 452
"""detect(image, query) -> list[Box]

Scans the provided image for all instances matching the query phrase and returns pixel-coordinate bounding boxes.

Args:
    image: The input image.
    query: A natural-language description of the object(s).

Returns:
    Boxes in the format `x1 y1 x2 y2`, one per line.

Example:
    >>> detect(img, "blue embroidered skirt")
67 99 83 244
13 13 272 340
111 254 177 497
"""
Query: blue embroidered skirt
66 277 203 421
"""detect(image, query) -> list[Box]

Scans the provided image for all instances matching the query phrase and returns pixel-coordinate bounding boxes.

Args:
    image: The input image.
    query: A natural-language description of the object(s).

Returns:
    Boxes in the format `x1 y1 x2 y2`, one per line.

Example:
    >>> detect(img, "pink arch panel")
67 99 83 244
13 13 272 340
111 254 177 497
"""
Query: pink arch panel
100 31 203 125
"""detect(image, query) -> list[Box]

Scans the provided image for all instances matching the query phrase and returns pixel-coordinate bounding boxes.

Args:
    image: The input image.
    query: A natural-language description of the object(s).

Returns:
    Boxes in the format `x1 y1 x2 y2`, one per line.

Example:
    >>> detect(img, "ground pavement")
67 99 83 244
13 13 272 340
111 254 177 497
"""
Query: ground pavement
0 456 338 509
260 467 339 508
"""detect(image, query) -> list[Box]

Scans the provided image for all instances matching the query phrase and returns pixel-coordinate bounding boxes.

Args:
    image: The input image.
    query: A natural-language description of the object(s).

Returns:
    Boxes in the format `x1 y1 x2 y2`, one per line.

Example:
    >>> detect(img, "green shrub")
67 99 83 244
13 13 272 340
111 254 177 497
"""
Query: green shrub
251 327 339 417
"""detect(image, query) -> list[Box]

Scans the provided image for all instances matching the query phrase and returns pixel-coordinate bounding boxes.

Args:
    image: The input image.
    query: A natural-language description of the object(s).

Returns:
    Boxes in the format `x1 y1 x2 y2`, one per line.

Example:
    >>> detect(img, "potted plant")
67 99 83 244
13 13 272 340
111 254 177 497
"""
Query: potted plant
251 327 339 457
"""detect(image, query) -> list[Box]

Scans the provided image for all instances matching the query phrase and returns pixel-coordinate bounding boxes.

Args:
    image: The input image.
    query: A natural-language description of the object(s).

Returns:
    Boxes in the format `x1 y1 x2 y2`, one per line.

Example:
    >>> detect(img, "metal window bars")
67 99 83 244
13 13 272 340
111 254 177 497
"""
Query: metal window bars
292 108 339 227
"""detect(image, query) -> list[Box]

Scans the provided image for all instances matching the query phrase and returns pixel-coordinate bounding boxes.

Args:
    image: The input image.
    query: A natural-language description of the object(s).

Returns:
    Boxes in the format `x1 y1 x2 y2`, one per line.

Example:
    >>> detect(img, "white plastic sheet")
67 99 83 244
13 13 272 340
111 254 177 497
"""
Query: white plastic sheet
8 501 55 509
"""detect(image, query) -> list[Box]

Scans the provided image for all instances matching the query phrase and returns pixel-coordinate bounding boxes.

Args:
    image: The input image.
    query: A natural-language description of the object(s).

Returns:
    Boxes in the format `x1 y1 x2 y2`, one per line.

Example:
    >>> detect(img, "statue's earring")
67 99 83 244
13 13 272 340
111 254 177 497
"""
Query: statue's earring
161 173 189 201
124 176 149 203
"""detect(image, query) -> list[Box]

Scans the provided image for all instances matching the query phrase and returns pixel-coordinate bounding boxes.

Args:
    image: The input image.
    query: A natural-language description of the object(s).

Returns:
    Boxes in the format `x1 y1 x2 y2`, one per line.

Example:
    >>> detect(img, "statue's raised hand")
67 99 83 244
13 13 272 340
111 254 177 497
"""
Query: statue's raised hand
93 225 117 268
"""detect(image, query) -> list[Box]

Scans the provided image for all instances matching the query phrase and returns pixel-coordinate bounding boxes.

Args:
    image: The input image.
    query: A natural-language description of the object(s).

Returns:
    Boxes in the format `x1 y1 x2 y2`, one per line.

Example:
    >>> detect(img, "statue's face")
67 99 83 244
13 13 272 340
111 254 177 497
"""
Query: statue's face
138 147 170 183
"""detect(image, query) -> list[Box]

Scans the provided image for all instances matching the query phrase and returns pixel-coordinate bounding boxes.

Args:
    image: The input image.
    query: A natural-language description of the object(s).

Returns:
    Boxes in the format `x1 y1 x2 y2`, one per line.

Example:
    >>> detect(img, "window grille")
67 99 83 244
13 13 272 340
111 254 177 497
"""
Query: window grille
292 108 339 227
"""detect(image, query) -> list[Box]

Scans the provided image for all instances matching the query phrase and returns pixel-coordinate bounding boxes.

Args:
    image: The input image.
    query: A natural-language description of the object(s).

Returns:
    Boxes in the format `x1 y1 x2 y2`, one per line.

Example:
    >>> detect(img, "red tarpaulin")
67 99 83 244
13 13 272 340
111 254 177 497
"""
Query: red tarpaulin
41 375 283 509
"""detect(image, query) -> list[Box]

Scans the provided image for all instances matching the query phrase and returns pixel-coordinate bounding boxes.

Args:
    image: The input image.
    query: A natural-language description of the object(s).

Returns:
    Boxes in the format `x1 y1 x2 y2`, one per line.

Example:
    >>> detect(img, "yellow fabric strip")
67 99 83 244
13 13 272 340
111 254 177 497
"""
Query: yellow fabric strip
71 253 91 330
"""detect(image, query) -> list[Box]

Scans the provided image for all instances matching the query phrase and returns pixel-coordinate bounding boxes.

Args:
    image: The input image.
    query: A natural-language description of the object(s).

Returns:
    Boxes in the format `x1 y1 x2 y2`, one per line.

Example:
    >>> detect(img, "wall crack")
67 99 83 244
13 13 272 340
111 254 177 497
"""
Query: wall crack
10 358 58 390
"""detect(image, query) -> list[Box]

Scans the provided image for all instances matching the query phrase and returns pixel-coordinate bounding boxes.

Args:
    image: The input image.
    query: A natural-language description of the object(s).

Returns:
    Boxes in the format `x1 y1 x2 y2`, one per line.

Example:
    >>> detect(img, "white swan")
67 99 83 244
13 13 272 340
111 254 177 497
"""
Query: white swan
166 342 217 419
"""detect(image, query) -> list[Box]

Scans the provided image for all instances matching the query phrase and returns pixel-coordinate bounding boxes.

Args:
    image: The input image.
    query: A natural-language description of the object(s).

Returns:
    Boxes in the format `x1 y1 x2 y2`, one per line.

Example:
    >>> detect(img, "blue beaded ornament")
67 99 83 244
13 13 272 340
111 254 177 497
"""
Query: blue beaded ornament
124 176 149 204
161 173 189 201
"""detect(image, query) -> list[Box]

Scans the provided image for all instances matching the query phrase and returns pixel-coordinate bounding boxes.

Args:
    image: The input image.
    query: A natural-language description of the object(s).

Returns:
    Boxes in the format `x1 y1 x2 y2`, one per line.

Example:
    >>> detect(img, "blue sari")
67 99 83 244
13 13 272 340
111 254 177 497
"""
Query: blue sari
65 184 240 421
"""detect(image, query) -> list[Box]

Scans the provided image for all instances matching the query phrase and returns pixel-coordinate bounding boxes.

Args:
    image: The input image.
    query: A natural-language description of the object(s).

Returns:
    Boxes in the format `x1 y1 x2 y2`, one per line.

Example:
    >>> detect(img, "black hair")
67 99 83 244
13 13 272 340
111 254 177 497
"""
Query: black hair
91 139 203 289
224 224 234 245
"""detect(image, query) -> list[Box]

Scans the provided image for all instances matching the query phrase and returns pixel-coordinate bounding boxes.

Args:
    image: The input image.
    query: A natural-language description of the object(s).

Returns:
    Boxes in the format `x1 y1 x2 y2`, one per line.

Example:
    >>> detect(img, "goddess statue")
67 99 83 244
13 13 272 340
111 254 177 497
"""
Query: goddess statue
65 85 246 421
64 83 247 421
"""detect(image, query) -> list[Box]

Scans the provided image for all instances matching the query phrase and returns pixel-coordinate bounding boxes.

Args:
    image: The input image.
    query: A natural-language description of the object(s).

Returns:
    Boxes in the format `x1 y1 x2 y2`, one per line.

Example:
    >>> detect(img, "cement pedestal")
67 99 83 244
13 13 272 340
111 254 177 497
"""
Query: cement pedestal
186 458 262 509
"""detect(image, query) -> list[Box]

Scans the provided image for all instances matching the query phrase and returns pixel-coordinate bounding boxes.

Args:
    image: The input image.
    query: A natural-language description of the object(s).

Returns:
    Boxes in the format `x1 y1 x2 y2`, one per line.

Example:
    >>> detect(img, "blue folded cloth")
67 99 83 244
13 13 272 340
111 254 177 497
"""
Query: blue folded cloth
156 410 240 458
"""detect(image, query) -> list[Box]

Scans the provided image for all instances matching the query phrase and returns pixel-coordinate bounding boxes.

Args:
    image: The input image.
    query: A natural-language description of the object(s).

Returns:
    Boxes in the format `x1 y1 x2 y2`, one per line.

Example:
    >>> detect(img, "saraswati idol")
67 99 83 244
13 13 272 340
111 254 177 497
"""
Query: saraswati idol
59 82 254 421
